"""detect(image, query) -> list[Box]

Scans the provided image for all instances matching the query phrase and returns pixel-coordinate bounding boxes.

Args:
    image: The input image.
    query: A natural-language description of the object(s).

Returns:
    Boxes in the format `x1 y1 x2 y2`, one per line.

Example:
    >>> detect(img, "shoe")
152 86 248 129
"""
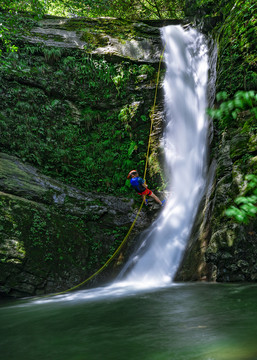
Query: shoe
161 199 166 206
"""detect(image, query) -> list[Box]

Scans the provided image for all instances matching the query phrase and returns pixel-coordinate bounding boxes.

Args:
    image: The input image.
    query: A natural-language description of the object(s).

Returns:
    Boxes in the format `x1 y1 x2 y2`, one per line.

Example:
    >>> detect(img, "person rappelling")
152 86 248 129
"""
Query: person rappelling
127 170 166 206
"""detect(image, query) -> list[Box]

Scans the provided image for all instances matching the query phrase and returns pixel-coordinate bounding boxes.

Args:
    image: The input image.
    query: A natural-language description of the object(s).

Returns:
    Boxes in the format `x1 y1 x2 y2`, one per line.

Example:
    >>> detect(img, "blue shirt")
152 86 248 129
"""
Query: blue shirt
130 176 145 193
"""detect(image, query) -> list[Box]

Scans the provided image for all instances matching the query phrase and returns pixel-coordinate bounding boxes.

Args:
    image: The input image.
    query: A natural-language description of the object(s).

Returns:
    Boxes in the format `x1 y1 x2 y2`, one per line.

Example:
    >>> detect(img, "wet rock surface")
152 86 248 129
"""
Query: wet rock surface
0 153 159 297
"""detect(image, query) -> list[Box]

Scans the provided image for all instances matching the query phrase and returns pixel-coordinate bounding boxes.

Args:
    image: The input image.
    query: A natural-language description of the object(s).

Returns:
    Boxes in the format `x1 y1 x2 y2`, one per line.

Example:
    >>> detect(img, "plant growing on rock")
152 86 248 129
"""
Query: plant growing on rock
208 90 257 130
209 91 257 223
226 174 257 223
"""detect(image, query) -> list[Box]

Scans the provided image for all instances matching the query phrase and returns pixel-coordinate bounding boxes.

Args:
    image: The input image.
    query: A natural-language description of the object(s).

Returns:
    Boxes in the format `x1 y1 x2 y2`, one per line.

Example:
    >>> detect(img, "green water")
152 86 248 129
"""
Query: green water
0 283 257 360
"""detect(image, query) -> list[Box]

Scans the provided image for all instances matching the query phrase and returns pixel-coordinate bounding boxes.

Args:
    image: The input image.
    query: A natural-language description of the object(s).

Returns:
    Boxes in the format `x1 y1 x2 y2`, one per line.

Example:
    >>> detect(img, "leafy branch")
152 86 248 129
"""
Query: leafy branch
208 90 257 130
226 175 257 224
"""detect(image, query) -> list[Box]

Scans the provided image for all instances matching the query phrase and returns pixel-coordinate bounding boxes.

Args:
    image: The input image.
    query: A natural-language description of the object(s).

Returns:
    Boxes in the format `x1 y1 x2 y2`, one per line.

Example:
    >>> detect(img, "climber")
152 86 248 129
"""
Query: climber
127 170 166 206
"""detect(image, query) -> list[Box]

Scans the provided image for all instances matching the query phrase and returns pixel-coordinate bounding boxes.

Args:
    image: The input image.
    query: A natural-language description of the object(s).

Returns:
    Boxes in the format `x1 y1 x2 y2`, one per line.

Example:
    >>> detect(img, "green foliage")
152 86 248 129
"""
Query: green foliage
208 90 257 130
112 71 126 96
138 64 155 77
43 47 63 64
183 0 234 18
205 0 257 230
0 22 18 56
225 175 257 224
216 0 257 94
0 3 166 200
0 42 158 195
0 11 38 67
210 90 257 225
0 10 38 73
1 0 185 19
42 0 184 19
104 226 128 259
103 0 184 19
0 0 45 14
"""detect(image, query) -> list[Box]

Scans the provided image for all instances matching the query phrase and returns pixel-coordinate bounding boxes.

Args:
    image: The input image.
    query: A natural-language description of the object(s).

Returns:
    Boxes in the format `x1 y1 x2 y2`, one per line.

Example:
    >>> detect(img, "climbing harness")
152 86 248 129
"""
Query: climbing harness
50 47 166 297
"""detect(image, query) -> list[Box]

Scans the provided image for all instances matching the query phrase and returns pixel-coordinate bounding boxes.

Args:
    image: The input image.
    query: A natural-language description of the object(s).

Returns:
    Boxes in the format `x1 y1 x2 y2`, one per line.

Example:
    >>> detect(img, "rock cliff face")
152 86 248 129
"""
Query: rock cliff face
175 135 257 282
204 133 257 282
0 16 166 297
175 3 257 283
0 152 158 297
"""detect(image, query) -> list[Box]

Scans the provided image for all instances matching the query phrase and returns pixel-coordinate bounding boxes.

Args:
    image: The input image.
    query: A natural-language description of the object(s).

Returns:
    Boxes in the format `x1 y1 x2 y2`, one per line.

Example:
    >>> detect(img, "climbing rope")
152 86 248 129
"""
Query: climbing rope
51 47 166 297
144 45 165 180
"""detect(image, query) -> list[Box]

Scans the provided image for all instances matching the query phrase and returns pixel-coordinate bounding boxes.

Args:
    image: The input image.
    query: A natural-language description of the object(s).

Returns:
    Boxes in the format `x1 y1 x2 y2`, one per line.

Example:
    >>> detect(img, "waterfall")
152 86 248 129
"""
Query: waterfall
33 25 210 304
119 25 209 288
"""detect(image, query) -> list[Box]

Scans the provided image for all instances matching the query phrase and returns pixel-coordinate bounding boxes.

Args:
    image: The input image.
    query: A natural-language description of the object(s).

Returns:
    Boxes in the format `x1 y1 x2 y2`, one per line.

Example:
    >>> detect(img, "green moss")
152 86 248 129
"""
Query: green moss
0 189 131 284
215 0 257 95
59 17 158 43
80 30 109 49
0 156 46 197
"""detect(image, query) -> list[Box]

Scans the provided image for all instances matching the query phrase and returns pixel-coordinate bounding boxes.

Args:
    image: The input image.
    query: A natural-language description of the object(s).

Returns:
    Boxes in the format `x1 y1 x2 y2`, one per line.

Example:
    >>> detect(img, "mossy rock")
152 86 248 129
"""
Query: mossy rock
0 153 156 297
23 16 162 62
230 133 250 159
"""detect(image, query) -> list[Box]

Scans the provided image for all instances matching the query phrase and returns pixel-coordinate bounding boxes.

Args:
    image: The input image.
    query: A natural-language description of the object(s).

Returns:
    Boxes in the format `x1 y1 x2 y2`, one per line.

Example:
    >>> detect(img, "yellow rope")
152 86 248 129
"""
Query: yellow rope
52 200 145 296
144 45 166 180
50 47 166 297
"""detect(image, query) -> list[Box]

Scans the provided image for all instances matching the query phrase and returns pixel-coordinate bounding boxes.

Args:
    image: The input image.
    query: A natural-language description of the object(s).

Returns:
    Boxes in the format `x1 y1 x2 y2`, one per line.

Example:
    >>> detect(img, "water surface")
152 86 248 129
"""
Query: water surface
1 283 257 360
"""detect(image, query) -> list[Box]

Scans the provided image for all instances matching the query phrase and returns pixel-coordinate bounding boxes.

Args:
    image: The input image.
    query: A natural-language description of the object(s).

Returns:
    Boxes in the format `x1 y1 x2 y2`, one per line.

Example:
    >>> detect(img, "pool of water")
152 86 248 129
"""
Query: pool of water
1 283 257 360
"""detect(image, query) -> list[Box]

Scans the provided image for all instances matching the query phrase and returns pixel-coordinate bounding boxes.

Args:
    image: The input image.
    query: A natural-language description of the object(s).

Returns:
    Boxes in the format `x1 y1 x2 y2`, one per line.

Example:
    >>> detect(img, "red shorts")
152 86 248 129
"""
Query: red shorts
138 188 152 196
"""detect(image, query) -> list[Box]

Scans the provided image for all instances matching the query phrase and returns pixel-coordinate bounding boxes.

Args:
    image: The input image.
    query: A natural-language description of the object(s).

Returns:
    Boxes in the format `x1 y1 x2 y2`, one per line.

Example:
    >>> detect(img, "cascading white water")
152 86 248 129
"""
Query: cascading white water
33 25 210 304
119 25 209 287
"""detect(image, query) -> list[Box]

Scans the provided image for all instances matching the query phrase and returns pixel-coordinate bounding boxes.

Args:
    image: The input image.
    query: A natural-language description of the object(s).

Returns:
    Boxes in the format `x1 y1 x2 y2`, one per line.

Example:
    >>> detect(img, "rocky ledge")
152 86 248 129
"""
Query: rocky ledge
23 16 163 63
